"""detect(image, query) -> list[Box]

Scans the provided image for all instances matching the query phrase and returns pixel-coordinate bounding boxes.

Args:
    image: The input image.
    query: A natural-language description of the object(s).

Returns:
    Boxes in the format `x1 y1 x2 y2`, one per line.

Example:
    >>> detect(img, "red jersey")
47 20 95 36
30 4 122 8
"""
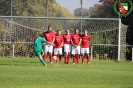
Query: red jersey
54 35 63 48
43 31 55 43
63 34 71 44
71 34 81 45
81 34 91 48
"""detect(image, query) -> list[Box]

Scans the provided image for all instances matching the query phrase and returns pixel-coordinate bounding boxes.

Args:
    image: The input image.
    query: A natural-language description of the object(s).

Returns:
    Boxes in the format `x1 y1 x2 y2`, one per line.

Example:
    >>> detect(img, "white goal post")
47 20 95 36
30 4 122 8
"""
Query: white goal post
0 16 129 60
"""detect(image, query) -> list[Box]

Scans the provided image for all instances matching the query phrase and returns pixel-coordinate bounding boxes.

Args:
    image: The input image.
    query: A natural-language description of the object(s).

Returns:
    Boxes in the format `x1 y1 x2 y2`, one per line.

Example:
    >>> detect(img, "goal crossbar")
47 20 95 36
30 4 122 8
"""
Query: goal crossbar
0 16 119 20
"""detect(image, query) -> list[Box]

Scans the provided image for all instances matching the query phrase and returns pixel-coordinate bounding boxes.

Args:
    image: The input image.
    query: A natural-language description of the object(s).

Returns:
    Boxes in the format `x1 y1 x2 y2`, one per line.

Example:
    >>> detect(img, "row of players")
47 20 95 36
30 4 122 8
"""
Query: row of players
33 26 91 66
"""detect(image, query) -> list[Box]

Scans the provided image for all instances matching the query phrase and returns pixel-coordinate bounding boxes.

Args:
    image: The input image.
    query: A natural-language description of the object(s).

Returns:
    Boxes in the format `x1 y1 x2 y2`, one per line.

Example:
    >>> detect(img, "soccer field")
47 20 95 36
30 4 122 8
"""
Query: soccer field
0 57 133 88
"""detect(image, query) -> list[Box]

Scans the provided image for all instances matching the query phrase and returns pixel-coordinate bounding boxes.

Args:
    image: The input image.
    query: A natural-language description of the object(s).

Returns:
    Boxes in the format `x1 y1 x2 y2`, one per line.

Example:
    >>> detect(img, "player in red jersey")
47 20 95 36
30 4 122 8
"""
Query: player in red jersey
71 28 82 64
63 29 71 64
43 26 55 64
54 30 64 63
81 29 91 65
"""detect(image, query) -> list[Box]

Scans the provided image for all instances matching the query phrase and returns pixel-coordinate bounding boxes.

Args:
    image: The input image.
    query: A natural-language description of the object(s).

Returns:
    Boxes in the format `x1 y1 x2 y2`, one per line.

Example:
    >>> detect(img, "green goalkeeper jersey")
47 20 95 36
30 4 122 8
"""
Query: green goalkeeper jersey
33 37 47 51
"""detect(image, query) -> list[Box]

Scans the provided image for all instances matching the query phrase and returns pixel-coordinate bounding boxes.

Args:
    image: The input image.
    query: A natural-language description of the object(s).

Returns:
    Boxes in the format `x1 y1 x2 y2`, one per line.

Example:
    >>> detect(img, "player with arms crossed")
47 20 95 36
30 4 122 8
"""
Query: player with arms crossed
43 26 55 64
81 29 91 65
71 28 82 64
33 35 52 66
63 29 71 64
54 30 64 63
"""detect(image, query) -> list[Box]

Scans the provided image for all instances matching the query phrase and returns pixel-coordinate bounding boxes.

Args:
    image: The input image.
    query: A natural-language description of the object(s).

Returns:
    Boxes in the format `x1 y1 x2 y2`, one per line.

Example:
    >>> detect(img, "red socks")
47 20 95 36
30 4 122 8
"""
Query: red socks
44 54 90 64
64 55 70 64
56 55 62 63
76 55 79 64
67 55 70 63
59 55 62 63
82 56 84 63
73 56 76 63
87 55 90 63
49 54 52 63
64 56 67 63
73 55 80 64
43 54 53 63
43 54 47 61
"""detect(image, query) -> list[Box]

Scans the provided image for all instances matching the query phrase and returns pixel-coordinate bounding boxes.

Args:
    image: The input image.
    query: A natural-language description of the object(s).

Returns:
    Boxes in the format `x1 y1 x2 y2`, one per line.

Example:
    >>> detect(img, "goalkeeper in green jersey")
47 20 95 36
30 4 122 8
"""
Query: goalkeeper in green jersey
33 36 52 66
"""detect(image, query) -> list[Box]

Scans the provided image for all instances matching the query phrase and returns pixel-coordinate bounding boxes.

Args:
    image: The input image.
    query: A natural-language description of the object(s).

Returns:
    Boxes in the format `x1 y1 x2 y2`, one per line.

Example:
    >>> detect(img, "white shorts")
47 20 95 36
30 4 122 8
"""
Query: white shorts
44 44 53 53
71 46 80 55
54 48 62 55
64 44 71 52
81 48 89 54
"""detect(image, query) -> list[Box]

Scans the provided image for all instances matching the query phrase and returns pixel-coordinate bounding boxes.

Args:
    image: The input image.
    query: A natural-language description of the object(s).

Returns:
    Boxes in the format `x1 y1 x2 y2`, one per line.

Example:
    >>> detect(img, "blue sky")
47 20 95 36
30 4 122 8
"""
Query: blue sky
55 0 101 13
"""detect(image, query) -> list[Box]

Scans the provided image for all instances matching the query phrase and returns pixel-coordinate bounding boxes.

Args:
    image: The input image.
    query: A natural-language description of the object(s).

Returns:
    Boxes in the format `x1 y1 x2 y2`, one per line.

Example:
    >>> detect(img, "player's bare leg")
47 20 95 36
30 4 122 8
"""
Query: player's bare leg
56 55 59 63
39 55 47 66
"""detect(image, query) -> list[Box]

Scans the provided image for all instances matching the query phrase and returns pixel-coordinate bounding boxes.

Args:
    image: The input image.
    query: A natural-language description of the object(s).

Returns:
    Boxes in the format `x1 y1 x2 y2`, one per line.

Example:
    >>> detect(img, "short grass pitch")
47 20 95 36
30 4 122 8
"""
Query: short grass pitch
0 57 133 88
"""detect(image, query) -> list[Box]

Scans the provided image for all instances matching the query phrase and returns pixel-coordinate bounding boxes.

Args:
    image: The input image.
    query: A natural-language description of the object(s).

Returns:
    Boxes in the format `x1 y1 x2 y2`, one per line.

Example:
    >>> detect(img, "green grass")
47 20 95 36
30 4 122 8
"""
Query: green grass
0 57 133 88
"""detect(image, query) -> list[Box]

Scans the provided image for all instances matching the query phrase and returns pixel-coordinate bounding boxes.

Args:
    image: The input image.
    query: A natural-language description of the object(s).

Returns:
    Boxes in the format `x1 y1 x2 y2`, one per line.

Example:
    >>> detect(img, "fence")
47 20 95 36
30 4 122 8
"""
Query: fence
0 16 132 61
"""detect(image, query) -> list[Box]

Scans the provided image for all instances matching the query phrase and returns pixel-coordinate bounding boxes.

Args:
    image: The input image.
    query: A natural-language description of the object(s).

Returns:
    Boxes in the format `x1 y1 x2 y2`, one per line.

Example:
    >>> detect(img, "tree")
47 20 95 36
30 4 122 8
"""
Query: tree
99 0 104 3
74 8 89 17
90 0 118 18
0 0 11 16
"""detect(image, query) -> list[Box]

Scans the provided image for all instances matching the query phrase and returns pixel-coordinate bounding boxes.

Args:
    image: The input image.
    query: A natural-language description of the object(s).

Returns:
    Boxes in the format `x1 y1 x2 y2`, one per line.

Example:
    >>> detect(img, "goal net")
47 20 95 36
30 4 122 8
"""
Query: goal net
0 17 128 60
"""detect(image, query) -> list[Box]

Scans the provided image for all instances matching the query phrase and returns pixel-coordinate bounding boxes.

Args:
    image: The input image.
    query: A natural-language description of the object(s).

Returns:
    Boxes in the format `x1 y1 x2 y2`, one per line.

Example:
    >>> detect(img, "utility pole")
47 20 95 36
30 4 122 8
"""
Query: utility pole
80 0 83 34
46 0 49 30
